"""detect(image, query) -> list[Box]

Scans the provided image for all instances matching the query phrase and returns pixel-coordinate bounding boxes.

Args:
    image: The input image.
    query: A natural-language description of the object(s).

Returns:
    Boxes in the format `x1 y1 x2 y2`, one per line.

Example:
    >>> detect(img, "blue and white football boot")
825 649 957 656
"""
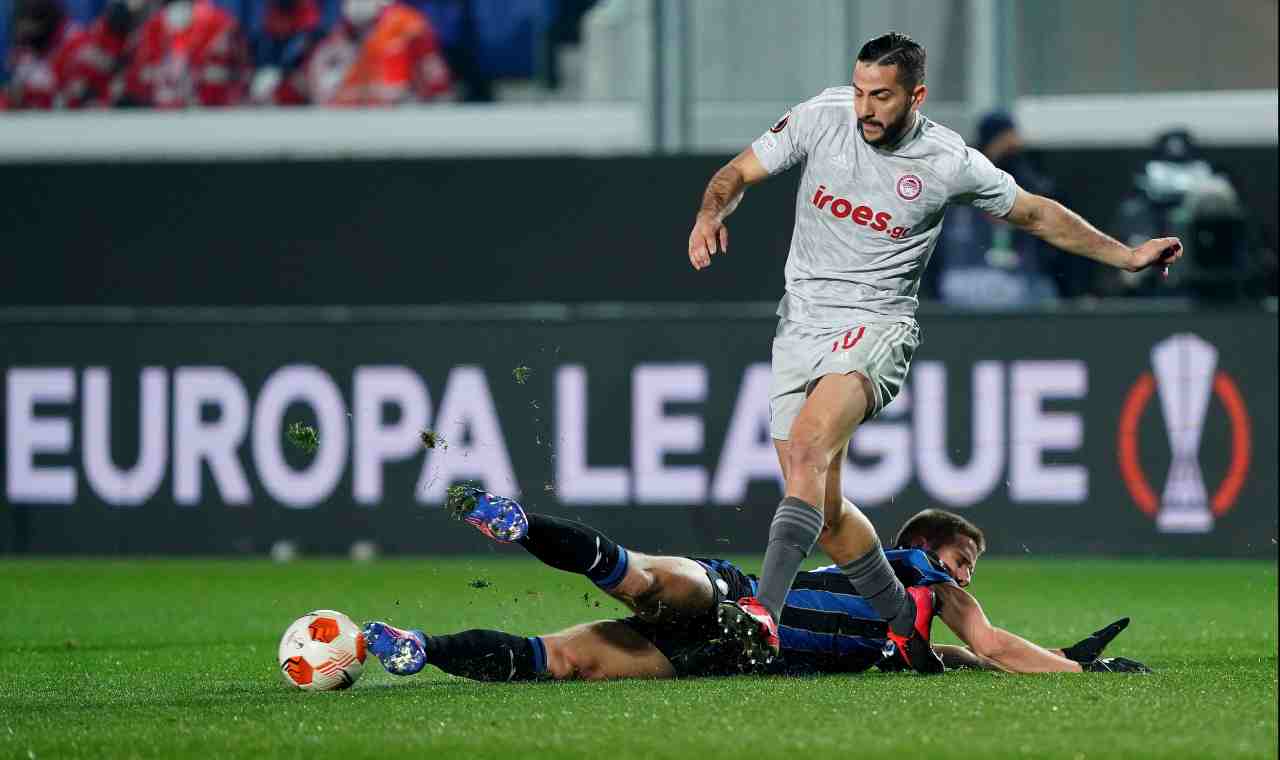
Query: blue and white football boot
362 621 427 676
446 485 529 543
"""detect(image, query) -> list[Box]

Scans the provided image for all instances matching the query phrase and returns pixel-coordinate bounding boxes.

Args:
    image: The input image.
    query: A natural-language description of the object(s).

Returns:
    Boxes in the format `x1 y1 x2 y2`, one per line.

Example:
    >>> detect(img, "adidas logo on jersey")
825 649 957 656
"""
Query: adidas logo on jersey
810 185 910 239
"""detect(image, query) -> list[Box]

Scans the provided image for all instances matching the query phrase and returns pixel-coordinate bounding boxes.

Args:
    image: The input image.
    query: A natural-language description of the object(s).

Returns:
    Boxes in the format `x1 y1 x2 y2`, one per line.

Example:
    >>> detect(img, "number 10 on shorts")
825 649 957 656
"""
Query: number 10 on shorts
832 326 865 352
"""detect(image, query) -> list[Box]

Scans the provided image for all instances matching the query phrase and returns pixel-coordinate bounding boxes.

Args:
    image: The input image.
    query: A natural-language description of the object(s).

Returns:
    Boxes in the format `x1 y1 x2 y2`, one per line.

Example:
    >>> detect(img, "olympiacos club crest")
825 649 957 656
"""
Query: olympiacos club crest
896 174 923 201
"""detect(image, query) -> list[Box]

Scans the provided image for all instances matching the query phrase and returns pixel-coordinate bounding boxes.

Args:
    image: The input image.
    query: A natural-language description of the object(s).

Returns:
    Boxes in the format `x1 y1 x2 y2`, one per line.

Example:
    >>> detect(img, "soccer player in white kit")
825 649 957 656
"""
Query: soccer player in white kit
686 32 1183 672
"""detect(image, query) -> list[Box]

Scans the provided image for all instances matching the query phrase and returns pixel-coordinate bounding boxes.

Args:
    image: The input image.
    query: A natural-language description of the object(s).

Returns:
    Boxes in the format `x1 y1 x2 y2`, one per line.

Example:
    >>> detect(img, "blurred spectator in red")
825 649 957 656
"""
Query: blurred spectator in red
56 0 144 108
122 0 250 107
298 0 451 106
3 0 77 109
248 0 325 105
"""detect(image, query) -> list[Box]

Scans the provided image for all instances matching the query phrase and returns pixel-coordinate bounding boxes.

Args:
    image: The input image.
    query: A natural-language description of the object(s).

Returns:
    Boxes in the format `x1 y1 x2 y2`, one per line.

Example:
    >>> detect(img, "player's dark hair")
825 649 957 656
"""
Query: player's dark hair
856 32 926 90
893 509 985 554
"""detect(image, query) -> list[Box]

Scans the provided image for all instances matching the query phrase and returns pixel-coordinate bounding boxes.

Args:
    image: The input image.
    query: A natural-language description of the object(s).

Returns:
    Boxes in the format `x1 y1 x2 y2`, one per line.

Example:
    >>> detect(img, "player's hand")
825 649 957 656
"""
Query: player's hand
1126 237 1183 277
1059 617 1130 664
1083 656 1152 673
688 212 729 270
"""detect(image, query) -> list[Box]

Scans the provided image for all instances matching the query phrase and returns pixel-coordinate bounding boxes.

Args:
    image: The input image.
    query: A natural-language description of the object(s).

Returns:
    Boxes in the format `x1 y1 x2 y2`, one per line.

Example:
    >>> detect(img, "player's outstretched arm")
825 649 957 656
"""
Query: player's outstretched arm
934 644 1000 671
935 583 1082 673
688 147 770 270
1002 187 1183 276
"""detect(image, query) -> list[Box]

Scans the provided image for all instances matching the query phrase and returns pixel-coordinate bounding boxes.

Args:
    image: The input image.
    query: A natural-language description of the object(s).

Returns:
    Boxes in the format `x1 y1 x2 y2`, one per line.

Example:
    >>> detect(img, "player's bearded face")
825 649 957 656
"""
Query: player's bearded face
853 62 923 148
858 103 913 147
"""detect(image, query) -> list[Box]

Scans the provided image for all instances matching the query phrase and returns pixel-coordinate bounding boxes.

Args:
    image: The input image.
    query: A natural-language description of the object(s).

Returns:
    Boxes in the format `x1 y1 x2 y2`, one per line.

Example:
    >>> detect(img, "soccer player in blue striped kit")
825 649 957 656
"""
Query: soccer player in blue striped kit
685 32 1183 671
362 488 1147 681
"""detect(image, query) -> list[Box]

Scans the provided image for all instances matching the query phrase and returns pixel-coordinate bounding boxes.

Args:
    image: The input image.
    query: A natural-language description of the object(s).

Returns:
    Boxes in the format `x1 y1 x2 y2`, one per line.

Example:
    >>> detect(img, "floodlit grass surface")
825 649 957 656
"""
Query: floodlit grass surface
2 556 1275 759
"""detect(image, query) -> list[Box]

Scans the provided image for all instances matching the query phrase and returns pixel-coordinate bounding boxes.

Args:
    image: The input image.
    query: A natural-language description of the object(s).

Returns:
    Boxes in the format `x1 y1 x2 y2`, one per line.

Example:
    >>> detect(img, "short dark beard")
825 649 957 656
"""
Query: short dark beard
858 109 916 149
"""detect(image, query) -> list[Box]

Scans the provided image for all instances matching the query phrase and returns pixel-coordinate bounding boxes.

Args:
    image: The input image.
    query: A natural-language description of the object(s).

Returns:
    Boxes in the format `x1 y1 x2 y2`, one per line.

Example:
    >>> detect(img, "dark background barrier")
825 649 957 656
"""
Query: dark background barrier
2 147 1276 306
2 306 1275 557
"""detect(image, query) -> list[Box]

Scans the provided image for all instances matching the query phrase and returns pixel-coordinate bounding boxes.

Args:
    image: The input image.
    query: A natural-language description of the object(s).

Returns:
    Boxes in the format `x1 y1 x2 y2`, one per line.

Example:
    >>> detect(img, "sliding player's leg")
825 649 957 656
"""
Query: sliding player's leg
448 486 717 620
611 554 719 621
362 619 676 681
362 622 541 680
540 621 677 680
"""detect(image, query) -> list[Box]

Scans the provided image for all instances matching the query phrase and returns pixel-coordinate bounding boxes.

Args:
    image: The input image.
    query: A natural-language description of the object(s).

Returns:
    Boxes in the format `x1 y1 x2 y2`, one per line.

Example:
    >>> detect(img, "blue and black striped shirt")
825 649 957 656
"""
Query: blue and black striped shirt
764 549 955 674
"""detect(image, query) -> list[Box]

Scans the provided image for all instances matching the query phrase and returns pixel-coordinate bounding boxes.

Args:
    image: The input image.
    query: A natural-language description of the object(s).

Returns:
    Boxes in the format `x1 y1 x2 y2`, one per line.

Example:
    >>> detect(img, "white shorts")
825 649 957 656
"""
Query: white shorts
769 318 921 440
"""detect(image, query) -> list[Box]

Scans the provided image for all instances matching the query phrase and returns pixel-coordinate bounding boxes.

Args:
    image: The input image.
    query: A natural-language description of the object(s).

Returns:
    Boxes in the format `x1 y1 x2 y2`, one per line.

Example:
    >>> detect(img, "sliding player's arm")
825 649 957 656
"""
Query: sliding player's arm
934 644 1000 671
1002 187 1183 275
935 583 1082 674
688 147 771 270
935 613 1146 673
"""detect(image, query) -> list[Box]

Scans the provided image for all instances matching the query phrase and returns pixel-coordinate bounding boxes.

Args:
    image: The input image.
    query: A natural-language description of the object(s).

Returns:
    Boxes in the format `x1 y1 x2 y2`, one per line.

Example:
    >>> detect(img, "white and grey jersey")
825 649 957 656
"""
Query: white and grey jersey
751 86 1018 327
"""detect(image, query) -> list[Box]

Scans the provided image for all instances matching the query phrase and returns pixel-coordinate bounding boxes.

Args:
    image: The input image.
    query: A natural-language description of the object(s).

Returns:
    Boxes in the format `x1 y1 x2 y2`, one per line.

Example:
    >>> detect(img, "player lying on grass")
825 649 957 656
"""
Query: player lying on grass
362 488 1149 681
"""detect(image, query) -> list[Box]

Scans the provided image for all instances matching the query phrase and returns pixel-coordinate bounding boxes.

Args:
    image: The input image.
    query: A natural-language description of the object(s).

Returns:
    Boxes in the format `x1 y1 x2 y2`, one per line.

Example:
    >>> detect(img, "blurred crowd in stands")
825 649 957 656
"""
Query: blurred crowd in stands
0 0 595 108
3 0 1272 303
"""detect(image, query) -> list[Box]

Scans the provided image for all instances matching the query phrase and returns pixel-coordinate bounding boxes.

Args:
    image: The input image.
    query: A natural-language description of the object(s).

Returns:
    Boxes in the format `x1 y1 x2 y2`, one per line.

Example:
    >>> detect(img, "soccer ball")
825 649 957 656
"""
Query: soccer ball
278 610 367 690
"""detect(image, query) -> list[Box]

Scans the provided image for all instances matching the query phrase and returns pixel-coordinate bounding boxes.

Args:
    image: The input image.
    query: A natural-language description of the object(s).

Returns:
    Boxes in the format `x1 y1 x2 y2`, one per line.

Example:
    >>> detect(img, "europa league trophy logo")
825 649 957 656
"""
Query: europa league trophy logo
1150 334 1217 533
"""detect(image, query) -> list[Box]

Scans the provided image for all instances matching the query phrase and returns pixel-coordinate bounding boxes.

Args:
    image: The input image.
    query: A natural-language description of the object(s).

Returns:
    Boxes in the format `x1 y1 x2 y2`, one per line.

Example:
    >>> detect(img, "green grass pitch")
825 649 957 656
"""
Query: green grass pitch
2 556 1275 759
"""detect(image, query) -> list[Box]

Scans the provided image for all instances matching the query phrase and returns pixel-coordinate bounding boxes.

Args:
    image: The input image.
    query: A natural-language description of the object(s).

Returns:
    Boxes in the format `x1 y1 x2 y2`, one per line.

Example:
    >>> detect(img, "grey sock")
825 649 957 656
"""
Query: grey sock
756 496 824 623
839 541 913 635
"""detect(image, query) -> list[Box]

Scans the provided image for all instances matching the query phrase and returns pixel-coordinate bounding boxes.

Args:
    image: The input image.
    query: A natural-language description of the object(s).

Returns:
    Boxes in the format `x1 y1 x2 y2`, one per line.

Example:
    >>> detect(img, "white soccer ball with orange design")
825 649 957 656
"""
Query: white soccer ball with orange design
278 610 367 690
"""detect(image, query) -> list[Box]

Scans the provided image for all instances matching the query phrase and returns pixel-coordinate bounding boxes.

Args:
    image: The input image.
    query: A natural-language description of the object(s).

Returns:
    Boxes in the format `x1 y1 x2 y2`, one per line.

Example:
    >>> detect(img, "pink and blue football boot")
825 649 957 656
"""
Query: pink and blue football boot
362 622 427 676
447 485 529 543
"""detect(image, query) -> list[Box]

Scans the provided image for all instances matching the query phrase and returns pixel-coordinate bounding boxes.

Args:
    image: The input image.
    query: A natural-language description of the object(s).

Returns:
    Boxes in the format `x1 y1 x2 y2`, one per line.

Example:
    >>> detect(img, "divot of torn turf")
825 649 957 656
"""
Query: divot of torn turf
419 429 447 449
285 422 319 454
